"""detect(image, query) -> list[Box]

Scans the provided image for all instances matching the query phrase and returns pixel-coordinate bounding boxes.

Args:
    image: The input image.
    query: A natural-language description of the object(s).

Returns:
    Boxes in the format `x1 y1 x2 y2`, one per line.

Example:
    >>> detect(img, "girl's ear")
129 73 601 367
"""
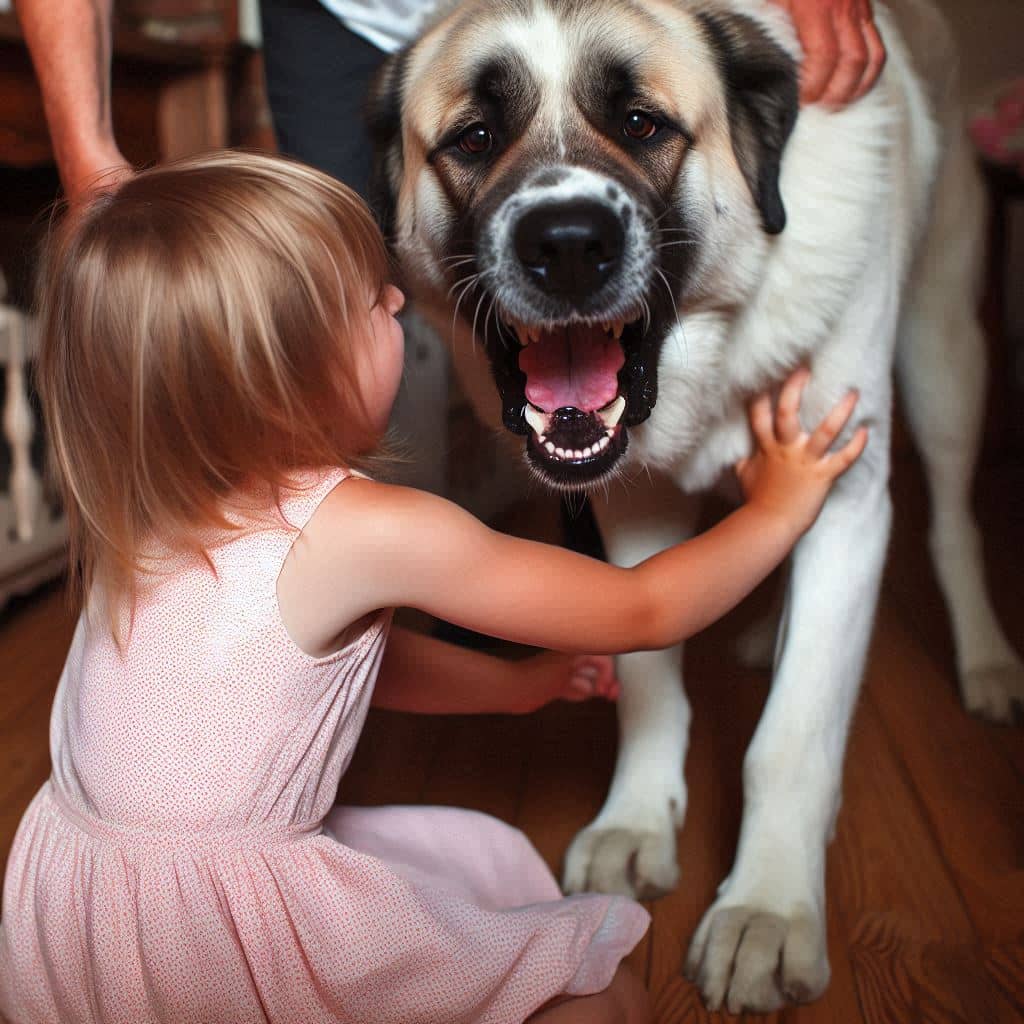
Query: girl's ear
366 48 410 246
696 10 799 236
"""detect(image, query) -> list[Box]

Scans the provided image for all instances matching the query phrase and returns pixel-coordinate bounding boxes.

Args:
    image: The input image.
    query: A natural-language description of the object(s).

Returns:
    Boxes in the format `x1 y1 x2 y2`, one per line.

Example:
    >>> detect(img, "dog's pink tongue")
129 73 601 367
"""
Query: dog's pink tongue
519 326 625 412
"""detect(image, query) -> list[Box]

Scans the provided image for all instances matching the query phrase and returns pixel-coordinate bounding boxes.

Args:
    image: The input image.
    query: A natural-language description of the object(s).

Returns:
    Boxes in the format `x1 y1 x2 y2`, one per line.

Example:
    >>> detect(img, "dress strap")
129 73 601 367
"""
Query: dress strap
279 467 352 533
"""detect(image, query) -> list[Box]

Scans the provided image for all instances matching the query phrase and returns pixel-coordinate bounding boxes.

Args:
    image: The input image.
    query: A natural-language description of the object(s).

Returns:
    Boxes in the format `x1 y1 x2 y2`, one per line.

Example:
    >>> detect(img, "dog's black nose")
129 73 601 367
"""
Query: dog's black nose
514 201 624 299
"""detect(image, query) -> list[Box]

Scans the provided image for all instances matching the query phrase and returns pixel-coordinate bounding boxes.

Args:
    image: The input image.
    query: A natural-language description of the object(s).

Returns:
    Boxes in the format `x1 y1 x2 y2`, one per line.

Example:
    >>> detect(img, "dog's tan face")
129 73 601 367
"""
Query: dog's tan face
370 0 797 489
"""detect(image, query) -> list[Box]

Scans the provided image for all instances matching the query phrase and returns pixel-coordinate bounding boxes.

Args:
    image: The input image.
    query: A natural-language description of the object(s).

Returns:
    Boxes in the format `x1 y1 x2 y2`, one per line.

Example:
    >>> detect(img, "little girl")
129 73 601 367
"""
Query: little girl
0 152 865 1024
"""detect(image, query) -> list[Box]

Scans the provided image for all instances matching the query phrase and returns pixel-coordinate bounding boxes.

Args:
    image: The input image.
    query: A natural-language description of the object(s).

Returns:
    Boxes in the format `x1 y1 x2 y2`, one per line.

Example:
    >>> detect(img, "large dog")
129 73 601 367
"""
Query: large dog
368 0 1024 1011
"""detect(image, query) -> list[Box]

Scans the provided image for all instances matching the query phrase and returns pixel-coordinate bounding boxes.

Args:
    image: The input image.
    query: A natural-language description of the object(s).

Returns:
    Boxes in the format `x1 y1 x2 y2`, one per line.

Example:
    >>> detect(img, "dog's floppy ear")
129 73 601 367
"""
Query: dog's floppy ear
697 10 798 235
366 49 409 244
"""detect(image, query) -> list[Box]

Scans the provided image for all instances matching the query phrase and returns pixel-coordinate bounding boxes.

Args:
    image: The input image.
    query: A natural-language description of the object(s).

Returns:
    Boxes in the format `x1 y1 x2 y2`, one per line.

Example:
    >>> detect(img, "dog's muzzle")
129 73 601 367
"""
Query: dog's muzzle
474 176 663 490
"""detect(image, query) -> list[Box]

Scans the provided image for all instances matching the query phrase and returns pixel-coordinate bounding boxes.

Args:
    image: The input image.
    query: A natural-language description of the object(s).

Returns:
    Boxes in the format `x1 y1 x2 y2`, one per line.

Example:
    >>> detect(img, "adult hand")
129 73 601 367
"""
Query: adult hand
61 143 134 206
770 0 887 108
15 0 133 205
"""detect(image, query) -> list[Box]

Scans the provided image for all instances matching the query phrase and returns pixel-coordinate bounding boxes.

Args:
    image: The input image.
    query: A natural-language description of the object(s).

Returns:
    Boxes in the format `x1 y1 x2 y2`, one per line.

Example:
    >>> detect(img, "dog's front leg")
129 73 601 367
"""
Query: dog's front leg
562 473 699 900
686 457 891 1014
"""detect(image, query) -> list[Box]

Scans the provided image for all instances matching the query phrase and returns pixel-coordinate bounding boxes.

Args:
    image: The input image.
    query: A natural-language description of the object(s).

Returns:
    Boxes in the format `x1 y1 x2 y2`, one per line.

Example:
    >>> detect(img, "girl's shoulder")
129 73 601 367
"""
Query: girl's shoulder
275 467 394 658
221 466 361 538
278 466 356 530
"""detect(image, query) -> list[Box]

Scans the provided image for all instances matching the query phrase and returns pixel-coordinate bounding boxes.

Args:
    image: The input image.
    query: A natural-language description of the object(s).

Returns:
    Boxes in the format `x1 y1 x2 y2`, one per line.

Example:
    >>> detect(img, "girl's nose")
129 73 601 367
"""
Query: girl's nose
386 285 405 316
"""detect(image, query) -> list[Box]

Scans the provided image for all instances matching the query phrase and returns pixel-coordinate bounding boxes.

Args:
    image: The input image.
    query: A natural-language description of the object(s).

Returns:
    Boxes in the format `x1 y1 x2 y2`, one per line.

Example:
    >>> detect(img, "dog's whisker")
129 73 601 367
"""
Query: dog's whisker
654 267 688 366
450 276 480 345
470 288 489 355
486 292 505 351
442 258 479 272
656 266 688 286
483 291 498 351
447 272 481 300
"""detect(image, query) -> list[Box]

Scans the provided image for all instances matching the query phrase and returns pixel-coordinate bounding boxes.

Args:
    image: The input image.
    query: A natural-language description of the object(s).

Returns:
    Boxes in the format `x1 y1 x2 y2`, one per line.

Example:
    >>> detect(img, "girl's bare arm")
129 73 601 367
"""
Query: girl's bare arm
371 626 617 714
302 480 797 656
279 372 865 660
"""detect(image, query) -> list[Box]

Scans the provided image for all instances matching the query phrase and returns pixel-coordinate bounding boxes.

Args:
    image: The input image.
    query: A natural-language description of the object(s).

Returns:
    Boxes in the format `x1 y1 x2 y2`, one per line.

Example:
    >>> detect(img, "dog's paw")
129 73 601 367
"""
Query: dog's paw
961 661 1024 723
562 823 679 899
684 902 829 1014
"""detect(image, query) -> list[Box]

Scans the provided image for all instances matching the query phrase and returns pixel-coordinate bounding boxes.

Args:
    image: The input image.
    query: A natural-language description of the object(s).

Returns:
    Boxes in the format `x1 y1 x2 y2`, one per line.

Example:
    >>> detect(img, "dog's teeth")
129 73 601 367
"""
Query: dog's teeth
555 447 567 459
582 445 592 458
538 434 546 444
612 320 625 340
598 395 626 429
571 449 583 460
524 405 548 436
545 441 556 454
513 322 544 347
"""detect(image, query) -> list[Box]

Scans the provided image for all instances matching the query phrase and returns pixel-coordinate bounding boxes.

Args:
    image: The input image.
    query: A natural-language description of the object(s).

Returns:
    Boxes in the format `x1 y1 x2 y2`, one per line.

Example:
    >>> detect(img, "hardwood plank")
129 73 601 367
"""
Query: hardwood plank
833 650 1012 1024
865 610 1024 945
646 652 756 1023
886 453 1024 781
340 707 443 807
0 453 1019 1023
0 585 76 865
647 626 863 1024
516 698 654 983
0 583 76 690
418 710 529 822
516 700 619 874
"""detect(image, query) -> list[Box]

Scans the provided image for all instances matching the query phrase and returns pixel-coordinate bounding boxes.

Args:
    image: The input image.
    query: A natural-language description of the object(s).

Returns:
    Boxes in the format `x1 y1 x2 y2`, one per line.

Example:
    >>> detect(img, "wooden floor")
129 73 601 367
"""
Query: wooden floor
1 447 1021 1022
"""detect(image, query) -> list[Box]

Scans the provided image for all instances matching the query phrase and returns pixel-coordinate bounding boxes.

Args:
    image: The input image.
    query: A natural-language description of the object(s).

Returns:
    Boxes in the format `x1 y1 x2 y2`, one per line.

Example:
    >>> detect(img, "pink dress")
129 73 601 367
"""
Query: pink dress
0 469 648 1024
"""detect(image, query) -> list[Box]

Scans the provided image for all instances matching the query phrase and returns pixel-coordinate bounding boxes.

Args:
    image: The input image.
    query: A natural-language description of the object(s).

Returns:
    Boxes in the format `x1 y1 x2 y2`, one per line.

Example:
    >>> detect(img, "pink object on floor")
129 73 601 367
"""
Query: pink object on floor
970 78 1024 175
0 469 648 1024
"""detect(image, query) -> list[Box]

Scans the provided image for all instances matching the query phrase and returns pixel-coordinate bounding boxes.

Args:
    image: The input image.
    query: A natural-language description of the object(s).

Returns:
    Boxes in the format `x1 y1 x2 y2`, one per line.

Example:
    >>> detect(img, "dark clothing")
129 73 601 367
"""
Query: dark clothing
260 0 389 199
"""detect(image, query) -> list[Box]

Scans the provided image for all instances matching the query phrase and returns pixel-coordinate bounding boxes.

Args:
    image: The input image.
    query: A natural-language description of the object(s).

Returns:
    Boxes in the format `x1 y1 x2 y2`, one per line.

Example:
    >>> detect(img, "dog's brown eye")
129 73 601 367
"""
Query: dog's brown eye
458 124 493 155
623 111 659 140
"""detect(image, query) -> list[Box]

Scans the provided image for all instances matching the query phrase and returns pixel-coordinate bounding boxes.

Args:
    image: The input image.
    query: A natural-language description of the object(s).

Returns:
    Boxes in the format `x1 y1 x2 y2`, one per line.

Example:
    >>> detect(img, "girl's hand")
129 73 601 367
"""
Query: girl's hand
736 369 868 535
514 652 620 713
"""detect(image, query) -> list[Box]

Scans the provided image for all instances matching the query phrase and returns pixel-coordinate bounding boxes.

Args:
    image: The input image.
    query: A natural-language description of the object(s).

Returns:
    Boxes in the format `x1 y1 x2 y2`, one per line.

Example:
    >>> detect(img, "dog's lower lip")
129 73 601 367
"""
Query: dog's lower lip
526 422 629 482
538 431 615 463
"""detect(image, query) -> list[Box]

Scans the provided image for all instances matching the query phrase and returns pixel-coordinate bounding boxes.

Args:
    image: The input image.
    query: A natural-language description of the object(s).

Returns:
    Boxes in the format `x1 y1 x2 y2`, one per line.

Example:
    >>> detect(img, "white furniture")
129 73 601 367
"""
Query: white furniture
0 275 66 610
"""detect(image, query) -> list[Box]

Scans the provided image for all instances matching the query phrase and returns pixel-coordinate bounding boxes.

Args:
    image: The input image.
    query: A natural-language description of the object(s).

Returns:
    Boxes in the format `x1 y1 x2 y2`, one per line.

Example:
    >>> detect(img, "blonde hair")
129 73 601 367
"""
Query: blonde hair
37 150 392 623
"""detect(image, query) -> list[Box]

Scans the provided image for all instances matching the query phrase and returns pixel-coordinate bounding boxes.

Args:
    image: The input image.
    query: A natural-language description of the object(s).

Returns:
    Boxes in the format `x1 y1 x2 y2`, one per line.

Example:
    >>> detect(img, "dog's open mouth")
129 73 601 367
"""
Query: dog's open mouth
505 317 644 483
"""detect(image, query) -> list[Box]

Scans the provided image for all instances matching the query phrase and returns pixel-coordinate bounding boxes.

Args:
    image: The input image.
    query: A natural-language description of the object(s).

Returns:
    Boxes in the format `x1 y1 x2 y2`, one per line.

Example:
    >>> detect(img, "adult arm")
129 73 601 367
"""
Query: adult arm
14 0 131 200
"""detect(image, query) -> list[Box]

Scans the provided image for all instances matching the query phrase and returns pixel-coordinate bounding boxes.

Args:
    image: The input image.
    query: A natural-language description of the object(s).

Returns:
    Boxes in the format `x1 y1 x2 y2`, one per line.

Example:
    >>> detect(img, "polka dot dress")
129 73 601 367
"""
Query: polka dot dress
0 469 649 1024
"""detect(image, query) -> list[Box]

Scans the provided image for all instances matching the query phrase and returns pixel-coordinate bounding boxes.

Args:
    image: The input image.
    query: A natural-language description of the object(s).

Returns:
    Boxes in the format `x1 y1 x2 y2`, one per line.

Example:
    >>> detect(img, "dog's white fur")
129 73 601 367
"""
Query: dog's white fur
383 0 1024 1011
